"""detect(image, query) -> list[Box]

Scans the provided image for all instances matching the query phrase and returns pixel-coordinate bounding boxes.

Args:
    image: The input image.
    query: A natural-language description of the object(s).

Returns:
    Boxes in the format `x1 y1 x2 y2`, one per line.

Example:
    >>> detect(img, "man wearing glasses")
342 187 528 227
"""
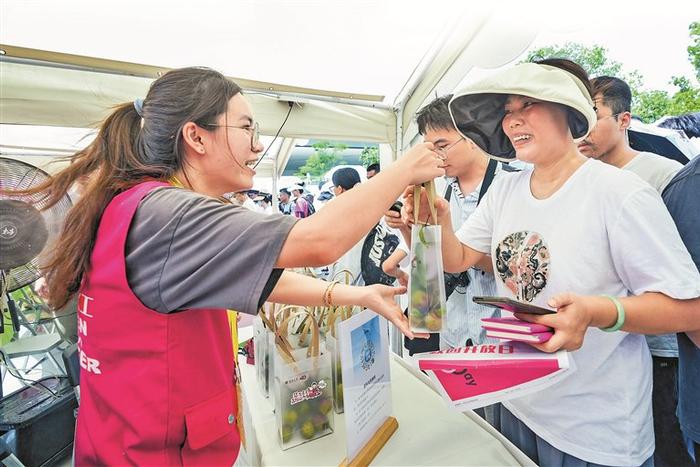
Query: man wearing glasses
387 95 511 353
579 76 688 467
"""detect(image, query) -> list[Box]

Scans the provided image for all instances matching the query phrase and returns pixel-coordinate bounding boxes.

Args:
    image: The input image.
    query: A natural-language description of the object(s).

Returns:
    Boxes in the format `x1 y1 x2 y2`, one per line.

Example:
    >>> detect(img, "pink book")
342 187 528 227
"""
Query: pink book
481 317 552 334
417 342 572 410
486 329 553 343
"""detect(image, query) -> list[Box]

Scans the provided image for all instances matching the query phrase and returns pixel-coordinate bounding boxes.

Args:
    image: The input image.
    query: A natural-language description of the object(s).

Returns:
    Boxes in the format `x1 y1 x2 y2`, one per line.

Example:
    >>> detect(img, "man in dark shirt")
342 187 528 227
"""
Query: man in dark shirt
662 154 700 465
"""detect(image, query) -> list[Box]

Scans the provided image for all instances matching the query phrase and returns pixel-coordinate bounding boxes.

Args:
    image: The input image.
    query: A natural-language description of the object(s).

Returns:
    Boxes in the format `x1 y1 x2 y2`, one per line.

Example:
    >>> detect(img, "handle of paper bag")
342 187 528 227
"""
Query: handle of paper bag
331 269 355 285
297 308 317 347
258 305 275 331
302 267 318 278
276 310 321 362
413 180 438 226
327 306 338 338
274 312 298 365
271 304 303 356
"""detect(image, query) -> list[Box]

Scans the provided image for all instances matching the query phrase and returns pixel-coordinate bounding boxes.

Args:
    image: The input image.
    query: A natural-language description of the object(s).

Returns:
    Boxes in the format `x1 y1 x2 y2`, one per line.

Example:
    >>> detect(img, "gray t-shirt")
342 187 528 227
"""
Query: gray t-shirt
125 187 297 315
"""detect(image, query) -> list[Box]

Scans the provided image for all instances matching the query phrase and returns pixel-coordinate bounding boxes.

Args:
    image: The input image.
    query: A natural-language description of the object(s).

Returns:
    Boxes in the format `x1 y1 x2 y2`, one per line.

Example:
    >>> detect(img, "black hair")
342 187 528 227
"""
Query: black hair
416 94 455 135
591 76 632 114
332 167 361 190
366 163 380 173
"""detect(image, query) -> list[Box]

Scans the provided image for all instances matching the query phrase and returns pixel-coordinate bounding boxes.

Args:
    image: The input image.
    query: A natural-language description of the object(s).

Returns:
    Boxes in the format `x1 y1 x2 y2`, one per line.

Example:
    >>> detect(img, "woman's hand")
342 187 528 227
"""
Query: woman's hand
396 142 446 185
402 185 450 226
514 292 595 352
360 284 429 340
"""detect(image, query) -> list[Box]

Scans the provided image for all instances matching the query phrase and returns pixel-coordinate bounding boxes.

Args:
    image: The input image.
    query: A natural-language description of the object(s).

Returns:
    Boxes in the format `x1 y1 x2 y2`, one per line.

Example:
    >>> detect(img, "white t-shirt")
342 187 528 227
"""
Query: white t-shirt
623 151 683 193
456 158 700 465
622 151 683 357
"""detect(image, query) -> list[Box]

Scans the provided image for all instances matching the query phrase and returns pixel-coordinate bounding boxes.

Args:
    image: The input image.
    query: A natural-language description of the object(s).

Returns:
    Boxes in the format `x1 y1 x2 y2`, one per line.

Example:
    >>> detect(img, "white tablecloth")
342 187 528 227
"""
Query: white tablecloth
237 326 534 466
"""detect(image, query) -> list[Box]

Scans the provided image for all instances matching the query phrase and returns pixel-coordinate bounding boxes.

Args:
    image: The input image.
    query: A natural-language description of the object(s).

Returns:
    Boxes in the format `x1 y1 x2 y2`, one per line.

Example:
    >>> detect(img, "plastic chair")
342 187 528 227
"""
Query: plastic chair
0 334 65 387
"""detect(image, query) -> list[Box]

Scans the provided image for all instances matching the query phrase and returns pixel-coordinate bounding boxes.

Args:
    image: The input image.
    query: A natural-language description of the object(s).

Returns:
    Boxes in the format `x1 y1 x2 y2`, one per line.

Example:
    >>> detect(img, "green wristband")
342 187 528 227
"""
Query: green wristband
600 295 625 332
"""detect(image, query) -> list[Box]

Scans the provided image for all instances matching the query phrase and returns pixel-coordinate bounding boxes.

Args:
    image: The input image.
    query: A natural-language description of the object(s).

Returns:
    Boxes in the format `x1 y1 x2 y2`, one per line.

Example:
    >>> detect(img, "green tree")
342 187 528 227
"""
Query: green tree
689 21 700 81
633 89 671 123
296 141 347 179
527 38 700 123
668 76 700 115
360 146 379 167
525 42 639 85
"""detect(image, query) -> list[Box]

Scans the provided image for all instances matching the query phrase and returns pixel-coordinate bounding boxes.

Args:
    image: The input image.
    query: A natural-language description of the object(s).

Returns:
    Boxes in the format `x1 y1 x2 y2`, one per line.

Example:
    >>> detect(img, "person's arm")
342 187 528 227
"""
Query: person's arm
382 249 408 287
516 292 700 352
475 256 494 273
276 143 445 268
266 270 423 338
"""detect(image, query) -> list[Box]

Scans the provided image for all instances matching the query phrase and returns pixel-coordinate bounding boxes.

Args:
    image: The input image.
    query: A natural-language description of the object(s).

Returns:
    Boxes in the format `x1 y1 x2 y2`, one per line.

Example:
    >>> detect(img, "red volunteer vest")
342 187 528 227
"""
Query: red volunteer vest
75 181 240 465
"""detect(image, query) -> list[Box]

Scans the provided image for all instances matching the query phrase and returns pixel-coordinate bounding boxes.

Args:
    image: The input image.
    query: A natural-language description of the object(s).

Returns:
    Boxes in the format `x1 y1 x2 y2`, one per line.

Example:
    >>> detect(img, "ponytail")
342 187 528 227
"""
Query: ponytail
4 67 241 309
12 103 145 308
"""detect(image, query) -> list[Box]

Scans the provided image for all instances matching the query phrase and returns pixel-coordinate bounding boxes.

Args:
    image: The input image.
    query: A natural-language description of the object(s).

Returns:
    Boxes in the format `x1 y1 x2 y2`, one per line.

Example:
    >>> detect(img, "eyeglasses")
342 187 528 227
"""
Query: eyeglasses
435 136 465 156
596 112 622 122
203 121 260 150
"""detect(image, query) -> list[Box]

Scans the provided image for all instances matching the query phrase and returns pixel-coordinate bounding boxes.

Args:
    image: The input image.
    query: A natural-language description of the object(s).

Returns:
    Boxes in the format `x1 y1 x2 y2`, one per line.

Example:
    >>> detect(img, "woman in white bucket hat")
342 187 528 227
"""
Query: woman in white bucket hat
407 59 700 466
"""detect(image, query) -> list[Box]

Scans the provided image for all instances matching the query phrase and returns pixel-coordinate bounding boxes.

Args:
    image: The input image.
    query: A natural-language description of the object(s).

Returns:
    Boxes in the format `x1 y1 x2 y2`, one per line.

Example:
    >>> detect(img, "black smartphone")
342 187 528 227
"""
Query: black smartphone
472 296 556 315
389 201 403 214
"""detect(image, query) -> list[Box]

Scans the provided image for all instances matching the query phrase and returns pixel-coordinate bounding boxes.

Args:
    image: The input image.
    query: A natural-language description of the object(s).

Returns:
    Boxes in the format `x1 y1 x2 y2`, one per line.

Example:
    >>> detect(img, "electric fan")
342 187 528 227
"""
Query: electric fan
0 156 72 302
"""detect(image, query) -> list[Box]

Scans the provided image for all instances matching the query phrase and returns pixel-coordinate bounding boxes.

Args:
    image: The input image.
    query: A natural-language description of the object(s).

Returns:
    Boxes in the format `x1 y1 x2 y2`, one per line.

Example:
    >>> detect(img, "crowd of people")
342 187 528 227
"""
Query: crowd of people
12 56 700 466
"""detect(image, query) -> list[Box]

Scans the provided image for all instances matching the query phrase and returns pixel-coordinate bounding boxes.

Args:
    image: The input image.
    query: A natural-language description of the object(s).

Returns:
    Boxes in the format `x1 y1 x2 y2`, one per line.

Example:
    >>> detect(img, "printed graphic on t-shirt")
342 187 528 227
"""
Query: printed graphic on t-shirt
495 231 550 302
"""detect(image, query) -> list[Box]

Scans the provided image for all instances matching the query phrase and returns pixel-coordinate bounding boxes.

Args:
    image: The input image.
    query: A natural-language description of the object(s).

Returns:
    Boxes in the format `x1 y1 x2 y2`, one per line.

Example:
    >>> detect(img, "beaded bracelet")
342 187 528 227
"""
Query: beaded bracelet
600 295 625 332
323 281 340 307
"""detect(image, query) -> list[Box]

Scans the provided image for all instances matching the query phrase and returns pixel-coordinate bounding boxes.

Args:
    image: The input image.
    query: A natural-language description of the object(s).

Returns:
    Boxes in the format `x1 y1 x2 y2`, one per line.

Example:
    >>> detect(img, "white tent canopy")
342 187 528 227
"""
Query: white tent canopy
0 1 548 180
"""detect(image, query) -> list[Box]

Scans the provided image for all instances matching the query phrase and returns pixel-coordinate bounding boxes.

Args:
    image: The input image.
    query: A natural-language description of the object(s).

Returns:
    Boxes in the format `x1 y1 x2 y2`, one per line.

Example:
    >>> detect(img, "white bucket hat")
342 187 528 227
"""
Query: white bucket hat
448 63 597 161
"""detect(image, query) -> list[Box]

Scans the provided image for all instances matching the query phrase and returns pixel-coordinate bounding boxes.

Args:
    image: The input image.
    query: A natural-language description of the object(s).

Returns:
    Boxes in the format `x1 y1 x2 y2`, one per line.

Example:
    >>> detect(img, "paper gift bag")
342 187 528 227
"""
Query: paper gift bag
274 311 334 450
258 304 300 405
253 313 270 397
324 303 357 414
408 181 447 333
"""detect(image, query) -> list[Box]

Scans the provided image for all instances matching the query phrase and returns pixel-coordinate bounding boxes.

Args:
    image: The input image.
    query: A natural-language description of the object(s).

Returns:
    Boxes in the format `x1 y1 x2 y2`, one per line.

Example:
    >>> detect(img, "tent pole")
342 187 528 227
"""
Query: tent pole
390 106 404 358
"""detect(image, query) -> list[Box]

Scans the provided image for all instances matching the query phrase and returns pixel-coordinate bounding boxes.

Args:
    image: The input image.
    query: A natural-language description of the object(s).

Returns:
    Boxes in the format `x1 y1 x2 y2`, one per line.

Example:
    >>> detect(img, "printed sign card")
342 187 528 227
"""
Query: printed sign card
337 309 392 462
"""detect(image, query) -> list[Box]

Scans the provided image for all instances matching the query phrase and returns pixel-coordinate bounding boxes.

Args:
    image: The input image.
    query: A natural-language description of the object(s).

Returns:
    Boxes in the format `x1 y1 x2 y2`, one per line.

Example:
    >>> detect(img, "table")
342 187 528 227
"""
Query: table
237 331 534 466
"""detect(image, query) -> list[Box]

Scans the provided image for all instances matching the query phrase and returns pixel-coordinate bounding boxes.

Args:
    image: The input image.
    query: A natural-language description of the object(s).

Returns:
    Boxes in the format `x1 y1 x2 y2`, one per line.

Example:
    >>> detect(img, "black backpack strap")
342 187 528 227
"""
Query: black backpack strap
444 183 453 202
477 159 498 205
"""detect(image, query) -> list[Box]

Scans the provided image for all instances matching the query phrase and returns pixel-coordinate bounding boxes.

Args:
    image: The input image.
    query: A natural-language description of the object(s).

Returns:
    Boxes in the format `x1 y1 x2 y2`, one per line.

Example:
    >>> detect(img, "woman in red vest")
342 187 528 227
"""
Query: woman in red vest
18 67 444 465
